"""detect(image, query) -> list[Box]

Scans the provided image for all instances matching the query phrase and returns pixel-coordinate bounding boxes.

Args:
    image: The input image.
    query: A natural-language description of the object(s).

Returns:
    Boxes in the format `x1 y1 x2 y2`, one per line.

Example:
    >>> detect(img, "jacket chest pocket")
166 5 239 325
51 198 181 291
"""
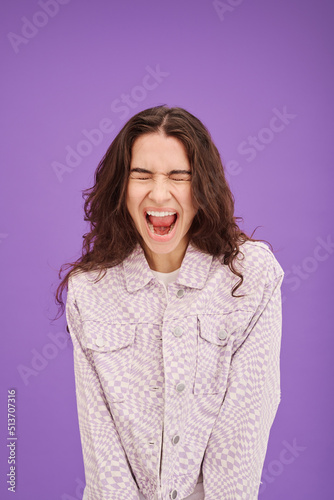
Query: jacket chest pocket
81 321 136 403
194 311 250 395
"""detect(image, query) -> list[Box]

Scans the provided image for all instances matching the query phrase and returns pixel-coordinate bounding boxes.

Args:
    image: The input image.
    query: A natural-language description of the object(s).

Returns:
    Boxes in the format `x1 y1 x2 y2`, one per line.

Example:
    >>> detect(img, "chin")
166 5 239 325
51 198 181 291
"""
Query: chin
145 240 179 255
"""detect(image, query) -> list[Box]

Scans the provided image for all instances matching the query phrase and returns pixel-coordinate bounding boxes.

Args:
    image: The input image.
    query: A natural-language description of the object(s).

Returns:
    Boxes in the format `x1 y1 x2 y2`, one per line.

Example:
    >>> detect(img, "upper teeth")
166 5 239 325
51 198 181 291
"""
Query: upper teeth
146 211 176 217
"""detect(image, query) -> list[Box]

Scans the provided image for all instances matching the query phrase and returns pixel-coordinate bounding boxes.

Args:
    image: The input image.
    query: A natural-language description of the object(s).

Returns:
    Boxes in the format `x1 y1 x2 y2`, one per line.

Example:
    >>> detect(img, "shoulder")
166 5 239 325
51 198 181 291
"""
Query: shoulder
236 240 284 285
67 264 124 321
68 264 122 296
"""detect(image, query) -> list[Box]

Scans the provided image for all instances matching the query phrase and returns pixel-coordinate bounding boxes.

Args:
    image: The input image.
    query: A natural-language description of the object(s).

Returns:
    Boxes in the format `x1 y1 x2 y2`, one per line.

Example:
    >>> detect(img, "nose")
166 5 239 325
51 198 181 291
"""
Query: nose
148 176 172 204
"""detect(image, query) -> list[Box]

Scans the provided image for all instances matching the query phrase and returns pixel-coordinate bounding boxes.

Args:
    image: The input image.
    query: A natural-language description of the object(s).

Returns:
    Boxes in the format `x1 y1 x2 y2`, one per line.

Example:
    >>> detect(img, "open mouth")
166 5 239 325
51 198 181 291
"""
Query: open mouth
145 210 178 236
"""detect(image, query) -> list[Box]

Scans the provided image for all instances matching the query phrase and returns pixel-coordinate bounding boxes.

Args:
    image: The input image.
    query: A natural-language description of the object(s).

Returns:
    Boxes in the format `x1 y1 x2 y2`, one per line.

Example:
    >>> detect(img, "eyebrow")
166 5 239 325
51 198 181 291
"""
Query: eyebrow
130 167 191 175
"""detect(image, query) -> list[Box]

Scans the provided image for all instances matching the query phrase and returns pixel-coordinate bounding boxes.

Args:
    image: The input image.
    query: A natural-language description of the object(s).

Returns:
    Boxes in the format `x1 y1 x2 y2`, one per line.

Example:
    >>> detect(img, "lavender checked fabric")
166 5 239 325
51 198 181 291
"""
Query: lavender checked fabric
66 241 284 500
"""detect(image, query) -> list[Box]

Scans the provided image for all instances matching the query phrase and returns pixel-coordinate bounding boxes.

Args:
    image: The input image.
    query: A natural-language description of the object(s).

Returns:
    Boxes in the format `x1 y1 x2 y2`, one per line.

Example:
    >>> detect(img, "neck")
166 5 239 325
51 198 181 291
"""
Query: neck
144 246 188 273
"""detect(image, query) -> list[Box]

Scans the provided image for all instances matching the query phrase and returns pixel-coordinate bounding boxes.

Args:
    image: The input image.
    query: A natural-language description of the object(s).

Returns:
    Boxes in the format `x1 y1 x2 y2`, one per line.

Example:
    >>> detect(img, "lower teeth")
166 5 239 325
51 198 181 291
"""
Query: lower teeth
148 222 175 235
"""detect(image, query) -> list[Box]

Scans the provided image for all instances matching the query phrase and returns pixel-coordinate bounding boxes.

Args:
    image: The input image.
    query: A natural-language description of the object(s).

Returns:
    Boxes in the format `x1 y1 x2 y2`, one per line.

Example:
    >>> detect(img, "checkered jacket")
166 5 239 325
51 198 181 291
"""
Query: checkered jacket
66 241 284 500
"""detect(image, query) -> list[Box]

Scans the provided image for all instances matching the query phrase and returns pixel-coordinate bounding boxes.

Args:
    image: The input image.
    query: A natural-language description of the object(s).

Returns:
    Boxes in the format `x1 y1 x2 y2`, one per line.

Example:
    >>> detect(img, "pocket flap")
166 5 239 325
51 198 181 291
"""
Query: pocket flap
198 310 252 346
198 314 231 346
81 321 136 352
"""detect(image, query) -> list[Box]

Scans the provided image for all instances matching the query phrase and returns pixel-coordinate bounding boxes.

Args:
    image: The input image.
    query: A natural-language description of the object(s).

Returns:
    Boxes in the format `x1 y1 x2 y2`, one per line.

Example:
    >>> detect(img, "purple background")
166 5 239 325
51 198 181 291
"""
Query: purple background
1 0 333 498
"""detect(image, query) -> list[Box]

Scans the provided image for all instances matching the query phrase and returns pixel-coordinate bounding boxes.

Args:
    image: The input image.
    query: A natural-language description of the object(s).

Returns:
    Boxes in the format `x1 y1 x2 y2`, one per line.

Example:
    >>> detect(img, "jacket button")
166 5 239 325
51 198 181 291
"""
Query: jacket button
176 382 185 393
176 289 184 298
173 326 183 337
172 434 180 445
95 338 105 347
170 490 178 499
218 328 227 341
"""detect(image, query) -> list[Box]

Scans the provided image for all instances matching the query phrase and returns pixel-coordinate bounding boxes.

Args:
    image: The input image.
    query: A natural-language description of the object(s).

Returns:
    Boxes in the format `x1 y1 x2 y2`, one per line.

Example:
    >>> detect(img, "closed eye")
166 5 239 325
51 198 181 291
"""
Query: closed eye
129 169 152 180
129 168 191 181
169 175 191 182
169 170 192 182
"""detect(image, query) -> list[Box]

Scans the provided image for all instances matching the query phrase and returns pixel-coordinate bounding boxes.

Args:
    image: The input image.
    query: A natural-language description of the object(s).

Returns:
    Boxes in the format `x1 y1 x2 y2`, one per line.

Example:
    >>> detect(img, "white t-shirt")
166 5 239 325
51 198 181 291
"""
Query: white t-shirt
150 267 181 287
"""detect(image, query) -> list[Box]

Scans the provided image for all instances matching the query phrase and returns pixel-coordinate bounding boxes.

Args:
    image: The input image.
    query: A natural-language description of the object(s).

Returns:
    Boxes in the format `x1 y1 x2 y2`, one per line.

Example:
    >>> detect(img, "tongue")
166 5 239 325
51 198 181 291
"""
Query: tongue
148 214 176 227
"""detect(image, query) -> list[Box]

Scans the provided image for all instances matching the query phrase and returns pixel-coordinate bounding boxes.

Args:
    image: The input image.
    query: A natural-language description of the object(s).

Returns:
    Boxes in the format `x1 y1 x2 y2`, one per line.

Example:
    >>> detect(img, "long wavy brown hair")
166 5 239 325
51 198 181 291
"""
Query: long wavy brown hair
55 105 261 317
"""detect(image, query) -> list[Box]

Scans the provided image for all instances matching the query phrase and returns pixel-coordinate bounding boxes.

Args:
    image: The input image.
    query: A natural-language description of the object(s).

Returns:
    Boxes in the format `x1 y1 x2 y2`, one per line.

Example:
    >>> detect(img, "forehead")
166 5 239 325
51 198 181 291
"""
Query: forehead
131 133 190 170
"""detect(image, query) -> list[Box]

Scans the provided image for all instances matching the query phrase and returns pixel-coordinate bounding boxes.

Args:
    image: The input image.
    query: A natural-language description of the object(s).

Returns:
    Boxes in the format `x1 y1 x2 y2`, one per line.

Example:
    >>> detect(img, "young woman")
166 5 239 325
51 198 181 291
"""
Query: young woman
56 106 284 500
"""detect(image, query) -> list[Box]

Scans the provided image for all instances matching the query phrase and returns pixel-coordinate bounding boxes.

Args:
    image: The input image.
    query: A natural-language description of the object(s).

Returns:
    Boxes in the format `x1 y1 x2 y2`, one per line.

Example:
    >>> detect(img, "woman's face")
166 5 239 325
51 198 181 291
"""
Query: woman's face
126 132 197 270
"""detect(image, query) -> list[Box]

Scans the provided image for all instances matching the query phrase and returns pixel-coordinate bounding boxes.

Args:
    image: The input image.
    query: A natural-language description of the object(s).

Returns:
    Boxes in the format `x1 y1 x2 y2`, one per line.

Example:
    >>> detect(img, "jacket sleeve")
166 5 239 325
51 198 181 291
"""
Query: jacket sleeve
202 261 284 500
66 275 141 500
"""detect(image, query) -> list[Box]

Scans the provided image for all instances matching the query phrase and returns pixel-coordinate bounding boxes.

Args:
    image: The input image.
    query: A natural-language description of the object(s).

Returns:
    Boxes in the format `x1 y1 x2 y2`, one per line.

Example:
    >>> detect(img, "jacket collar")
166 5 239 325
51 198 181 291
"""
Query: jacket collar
123 243 213 293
